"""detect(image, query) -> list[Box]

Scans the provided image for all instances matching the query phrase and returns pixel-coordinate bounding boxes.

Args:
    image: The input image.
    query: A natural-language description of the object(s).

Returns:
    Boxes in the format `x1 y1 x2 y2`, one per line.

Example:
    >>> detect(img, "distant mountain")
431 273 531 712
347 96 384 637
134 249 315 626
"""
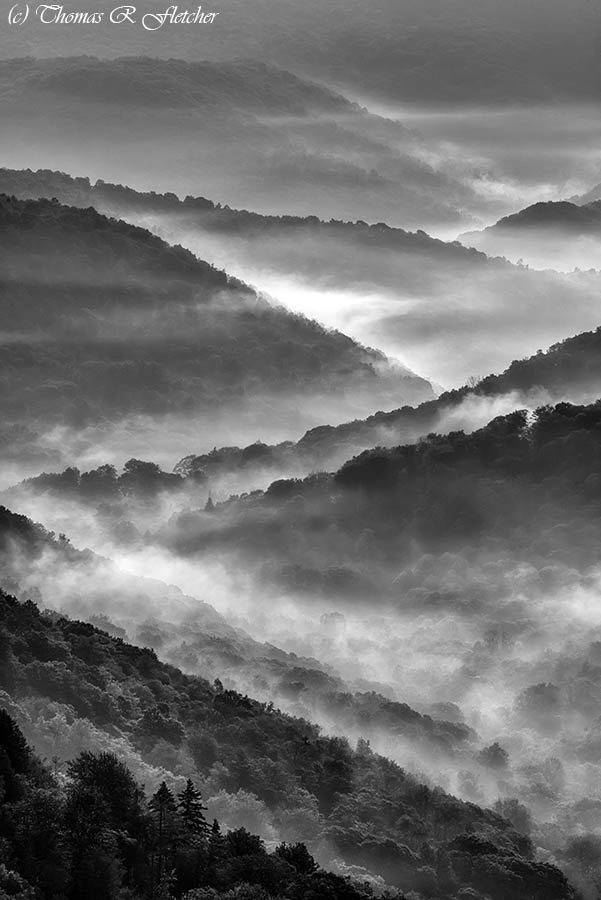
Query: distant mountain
460 200 601 243
0 194 432 473
476 201 601 235
168 324 601 490
571 183 601 205
0 57 476 231
159 402 601 599
12 322 601 499
0 56 352 115
0 165 489 269
1 0 599 106
459 201 601 270
0 166 498 305
4 167 601 387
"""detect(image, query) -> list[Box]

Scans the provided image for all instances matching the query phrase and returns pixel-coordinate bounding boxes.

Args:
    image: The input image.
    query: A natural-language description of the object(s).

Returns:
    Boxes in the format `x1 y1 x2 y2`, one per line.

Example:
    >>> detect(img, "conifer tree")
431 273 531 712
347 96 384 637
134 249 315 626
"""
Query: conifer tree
149 782 178 895
177 778 210 841
207 818 225 882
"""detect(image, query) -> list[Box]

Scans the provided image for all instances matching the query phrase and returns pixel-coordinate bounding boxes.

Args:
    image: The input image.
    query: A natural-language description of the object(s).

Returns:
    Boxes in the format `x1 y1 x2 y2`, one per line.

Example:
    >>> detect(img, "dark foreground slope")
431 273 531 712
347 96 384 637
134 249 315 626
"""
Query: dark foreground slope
0 502 474 765
0 589 575 900
0 710 384 900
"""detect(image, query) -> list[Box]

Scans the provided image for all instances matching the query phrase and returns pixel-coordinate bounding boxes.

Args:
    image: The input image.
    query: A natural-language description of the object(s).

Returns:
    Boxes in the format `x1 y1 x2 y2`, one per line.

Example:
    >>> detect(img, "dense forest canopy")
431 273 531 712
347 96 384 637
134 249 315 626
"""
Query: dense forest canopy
459 201 601 271
0 57 480 232
1 7 601 895
0 589 576 900
485 202 601 235
0 167 486 265
5 402 601 897
0 193 433 482
154 401 601 596
2 166 600 389
0 500 475 769
168 325 601 490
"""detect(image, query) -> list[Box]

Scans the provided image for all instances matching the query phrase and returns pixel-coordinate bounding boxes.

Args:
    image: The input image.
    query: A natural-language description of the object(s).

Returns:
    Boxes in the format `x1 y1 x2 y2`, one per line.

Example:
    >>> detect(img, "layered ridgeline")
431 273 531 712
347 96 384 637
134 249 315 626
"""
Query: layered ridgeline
170 324 601 492
573 183 601 205
0 589 577 900
0 194 432 481
156 399 601 612
0 58 478 231
10 323 601 511
0 166 493 283
460 200 601 271
1 0 599 106
3 168 601 385
148 401 601 900
10 402 601 895
0 503 474 767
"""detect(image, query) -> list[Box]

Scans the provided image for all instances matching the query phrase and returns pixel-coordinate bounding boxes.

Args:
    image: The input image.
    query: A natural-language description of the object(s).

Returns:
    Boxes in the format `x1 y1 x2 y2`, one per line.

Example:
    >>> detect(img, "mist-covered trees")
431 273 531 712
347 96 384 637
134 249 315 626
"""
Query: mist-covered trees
0 194 431 439
1 715 360 900
169 401 601 603
0 591 577 900
170 326 601 486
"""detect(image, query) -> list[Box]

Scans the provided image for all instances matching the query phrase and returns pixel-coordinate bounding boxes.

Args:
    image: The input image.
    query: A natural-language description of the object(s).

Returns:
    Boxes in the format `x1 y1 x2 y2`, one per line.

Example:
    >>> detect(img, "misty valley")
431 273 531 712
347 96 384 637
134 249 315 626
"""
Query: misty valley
2 7 601 900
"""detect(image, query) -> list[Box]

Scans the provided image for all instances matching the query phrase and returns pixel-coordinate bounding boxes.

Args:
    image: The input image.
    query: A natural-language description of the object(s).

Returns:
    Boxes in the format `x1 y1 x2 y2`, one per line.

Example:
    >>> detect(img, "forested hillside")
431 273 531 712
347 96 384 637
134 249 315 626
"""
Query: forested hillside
173 402 601 584
0 56 353 115
140 400 601 900
0 167 486 268
480 201 601 236
0 58 473 230
459 201 601 270
2 166 599 388
0 194 432 480
0 706 379 900
0 500 475 767
0 590 575 900
2 3 600 900
170 326 601 488
1 0 599 107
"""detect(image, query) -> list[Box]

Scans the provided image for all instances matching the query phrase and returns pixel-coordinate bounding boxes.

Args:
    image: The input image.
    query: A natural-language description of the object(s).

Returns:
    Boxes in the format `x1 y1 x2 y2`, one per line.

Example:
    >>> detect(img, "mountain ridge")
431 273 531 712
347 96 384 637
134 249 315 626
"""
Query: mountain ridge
0 193 432 477
0 585 574 899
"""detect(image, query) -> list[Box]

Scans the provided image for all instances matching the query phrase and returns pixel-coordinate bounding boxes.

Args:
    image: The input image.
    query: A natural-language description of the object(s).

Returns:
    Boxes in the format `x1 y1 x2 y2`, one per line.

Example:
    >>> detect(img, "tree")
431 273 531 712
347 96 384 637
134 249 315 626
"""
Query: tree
80 464 119 498
12 788 70 897
275 842 317 874
149 782 179 893
120 459 164 497
178 779 210 841
494 798 532 836
63 783 124 900
206 819 226 884
478 742 509 769
66 751 146 877
225 828 265 858
0 710 31 801
0 864 35 900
